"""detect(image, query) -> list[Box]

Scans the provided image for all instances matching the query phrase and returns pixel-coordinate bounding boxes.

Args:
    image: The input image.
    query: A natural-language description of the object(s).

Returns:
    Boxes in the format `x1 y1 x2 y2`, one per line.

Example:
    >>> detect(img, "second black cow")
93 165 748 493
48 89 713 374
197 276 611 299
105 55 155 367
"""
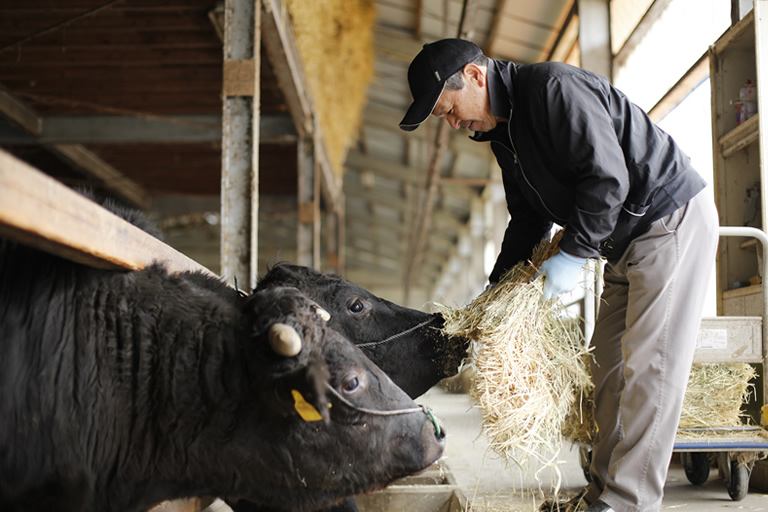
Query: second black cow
256 262 470 399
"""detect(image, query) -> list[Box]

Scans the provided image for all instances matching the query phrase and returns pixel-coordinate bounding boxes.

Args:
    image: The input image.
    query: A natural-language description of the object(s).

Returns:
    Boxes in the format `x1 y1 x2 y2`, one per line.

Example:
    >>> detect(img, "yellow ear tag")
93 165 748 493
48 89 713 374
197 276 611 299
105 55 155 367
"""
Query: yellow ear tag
291 389 324 422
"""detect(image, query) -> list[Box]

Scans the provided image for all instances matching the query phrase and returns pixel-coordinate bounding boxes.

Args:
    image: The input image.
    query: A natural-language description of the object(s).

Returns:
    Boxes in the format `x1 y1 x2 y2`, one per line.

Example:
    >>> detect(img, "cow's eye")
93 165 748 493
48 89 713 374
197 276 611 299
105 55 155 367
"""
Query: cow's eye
342 376 360 394
347 298 367 315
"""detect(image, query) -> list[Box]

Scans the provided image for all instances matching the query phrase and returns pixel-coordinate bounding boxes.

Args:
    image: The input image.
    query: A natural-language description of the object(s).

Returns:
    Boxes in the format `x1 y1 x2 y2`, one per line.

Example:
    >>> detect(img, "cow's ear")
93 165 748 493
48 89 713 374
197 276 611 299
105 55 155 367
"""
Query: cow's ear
270 356 331 424
290 356 331 423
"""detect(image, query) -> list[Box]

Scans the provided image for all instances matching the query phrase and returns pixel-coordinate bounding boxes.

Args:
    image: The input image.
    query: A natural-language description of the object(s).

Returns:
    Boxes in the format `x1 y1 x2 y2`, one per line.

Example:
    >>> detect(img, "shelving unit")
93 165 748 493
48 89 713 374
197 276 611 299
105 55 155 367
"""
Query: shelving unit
711 7 764 301
673 2 768 500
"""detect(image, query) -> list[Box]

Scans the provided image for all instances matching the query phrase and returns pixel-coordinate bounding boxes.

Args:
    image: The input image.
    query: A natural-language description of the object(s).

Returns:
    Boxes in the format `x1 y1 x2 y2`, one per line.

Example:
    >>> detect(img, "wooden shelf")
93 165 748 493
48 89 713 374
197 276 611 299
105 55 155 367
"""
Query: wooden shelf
719 113 759 157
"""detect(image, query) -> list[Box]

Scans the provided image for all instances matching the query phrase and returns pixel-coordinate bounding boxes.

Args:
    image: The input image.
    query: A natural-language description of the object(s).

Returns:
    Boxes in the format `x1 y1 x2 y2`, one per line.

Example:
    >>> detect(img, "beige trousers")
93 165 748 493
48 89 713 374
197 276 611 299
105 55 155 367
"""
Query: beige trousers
584 189 719 512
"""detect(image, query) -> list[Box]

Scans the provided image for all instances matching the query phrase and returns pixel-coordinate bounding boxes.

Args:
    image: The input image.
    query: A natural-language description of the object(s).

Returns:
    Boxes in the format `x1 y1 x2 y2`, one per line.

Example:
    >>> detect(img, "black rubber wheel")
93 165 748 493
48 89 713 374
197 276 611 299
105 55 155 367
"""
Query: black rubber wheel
578 445 592 483
727 461 750 501
681 452 710 485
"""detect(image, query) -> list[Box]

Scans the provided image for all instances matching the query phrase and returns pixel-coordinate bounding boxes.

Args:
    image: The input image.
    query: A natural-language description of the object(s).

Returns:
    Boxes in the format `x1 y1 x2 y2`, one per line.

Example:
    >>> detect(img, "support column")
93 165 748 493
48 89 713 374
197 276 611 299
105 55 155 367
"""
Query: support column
326 201 344 275
221 0 261 290
297 134 320 268
578 0 612 79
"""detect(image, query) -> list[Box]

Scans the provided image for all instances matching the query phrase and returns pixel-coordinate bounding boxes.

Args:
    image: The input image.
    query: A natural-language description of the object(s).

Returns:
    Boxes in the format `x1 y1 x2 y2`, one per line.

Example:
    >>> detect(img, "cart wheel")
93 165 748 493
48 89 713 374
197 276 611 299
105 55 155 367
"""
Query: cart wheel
727 460 751 501
681 452 710 485
578 445 592 483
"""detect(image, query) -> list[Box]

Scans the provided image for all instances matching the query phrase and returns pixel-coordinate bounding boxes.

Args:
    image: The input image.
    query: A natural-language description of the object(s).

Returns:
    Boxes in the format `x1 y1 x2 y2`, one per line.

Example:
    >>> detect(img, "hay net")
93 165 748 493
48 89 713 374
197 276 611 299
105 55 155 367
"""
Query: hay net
440 230 593 479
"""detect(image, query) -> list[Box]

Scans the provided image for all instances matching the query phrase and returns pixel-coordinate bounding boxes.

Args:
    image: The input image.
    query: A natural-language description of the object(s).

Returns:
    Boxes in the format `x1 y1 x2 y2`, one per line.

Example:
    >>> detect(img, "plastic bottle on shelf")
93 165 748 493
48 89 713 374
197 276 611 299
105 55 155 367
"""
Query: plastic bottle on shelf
737 79 757 124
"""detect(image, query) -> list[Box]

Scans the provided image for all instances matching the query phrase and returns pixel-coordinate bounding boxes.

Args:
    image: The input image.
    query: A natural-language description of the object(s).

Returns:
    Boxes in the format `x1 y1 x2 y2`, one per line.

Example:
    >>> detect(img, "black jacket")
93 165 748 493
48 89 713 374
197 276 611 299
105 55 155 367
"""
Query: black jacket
473 60 707 283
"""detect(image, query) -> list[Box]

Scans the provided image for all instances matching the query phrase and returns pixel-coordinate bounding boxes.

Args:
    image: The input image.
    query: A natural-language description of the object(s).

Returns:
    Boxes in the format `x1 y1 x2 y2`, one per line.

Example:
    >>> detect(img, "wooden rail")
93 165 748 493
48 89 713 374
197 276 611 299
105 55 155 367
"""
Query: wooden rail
0 148 214 277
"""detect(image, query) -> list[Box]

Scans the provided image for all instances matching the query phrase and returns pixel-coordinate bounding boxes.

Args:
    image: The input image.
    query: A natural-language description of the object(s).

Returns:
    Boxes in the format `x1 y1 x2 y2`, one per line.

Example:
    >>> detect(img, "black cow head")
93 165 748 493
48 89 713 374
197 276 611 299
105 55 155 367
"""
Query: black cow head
231 286 446 511
255 263 469 399
243 286 335 424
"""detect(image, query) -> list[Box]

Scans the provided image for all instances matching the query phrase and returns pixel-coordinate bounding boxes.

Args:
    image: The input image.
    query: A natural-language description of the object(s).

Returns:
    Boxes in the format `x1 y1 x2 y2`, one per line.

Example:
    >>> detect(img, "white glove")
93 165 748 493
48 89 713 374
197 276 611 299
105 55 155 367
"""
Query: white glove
537 251 586 300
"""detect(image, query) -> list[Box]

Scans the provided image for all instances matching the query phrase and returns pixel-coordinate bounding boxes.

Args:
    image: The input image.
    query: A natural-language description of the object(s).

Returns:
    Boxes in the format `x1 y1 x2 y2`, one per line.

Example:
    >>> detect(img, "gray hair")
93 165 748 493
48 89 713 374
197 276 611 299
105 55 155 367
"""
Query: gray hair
444 54 488 90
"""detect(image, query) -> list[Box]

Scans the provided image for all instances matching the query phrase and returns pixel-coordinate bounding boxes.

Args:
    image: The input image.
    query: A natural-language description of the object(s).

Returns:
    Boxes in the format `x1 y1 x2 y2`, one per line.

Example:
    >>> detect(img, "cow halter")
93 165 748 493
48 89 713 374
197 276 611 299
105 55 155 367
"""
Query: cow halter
355 315 439 349
324 383 442 436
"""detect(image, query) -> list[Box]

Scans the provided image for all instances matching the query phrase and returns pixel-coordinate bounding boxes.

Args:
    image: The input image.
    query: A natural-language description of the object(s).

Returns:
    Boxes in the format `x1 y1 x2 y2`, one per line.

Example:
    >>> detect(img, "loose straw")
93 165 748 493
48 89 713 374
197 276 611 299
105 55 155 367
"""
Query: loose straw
440 231 593 484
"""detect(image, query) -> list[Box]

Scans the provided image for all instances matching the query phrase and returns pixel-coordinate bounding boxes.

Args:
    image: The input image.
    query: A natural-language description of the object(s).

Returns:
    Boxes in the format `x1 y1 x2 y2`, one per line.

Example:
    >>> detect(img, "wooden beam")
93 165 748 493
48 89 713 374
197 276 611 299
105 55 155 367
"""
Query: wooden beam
261 0 341 214
374 28 427 63
0 89 149 208
613 0 675 71
362 104 492 159
647 52 709 123
546 2 579 63
345 150 425 184
52 144 149 208
0 114 295 144
0 149 211 276
0 89 40 134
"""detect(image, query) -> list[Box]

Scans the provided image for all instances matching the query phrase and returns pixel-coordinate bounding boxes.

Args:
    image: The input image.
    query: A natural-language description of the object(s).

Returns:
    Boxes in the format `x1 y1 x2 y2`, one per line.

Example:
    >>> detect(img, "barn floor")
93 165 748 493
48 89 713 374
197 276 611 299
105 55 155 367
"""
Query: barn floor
418 385 768 511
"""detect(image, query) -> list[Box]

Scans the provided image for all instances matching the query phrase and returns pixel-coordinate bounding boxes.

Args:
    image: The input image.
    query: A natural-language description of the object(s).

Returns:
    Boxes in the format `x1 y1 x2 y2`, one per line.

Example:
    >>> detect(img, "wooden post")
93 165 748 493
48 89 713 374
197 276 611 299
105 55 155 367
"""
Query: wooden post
297 134 319 268
221 0 261 290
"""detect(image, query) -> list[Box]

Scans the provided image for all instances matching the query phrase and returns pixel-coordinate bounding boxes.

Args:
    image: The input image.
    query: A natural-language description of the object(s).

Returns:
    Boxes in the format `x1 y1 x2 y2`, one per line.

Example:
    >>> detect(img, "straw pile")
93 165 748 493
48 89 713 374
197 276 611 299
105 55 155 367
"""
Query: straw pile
285 0 375 177
679 362 757 430
440 231 593 476
561 362 758 446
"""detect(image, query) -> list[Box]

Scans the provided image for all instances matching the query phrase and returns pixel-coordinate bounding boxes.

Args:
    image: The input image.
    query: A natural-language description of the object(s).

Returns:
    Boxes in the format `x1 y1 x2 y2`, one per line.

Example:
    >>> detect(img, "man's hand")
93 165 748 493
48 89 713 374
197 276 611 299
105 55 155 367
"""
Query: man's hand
537 251 586 300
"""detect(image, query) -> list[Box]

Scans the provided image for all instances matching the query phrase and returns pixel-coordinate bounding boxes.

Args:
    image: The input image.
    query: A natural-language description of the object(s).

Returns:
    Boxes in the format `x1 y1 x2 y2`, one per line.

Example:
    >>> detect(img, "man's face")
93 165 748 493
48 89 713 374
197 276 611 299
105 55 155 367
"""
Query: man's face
431 65 498 132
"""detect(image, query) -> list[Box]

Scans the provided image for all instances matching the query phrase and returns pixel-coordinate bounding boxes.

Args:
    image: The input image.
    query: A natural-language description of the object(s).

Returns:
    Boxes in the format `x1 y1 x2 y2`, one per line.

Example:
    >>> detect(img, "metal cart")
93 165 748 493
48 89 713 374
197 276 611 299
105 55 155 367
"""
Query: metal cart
578 226 768 501
674 226 768 500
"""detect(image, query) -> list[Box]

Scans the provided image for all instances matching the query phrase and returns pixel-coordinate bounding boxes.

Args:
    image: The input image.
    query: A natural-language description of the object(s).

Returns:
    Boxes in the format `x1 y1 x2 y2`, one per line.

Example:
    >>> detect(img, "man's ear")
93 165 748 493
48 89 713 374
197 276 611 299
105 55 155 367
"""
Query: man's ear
463 63 486 88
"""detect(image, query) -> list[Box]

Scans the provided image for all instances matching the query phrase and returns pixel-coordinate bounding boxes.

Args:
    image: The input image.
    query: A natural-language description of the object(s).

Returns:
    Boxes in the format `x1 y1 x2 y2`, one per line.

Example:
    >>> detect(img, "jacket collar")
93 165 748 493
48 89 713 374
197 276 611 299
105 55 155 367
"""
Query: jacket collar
488 59 513 119
470 59 516 142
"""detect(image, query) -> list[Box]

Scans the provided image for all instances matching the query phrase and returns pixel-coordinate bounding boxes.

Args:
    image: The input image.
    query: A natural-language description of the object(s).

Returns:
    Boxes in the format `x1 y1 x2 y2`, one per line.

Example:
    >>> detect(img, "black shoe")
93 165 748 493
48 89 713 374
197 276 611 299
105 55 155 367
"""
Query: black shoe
583 500 614 512
539 489 590 512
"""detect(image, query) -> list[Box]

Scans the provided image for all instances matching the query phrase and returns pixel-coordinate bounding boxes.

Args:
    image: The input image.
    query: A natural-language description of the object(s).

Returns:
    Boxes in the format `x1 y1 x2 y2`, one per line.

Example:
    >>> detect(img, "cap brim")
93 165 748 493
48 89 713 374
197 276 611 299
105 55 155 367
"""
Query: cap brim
399 82 446 132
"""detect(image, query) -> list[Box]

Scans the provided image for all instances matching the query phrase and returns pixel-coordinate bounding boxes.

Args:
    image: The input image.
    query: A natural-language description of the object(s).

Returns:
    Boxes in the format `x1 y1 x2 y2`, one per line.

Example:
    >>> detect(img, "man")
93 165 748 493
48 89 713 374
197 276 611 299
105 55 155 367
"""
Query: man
399 39 719 512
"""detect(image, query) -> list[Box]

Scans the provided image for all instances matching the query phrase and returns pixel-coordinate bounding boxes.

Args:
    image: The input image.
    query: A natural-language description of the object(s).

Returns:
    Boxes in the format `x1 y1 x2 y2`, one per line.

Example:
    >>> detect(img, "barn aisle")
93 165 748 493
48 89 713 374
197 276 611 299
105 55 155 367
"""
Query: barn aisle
419 385 768 511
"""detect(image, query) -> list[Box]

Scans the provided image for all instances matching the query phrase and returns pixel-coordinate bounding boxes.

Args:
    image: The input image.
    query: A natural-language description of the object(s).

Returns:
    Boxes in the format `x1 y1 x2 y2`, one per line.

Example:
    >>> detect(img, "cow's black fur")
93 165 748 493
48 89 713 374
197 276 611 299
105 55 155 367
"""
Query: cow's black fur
0 239 445 512
256 262 470 399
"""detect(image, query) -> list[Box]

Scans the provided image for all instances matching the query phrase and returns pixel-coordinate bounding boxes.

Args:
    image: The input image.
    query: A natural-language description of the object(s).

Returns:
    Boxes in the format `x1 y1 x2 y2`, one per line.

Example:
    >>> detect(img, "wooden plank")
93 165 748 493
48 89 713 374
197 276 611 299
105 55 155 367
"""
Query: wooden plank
0 148 213 277
648 53 710 123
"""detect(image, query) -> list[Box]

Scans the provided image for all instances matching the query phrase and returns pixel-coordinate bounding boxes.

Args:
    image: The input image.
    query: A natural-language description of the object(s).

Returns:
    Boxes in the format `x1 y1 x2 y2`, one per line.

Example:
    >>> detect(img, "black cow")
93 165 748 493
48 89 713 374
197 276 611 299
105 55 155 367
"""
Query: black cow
256 263 470 399
0 238 445 512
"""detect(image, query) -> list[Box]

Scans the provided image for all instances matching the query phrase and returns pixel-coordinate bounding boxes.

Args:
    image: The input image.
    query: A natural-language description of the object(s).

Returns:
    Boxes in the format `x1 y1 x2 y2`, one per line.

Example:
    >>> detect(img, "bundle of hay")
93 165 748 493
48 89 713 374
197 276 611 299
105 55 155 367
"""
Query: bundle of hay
679 362 757 431
560 362 758 446
440 231 593 475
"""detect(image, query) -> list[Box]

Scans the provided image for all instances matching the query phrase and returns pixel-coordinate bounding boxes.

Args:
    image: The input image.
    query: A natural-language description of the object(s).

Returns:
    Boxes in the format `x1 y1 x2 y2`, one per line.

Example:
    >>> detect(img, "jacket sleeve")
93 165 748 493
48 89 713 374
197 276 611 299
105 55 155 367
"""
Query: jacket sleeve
535 73 630 258
489 168 552 283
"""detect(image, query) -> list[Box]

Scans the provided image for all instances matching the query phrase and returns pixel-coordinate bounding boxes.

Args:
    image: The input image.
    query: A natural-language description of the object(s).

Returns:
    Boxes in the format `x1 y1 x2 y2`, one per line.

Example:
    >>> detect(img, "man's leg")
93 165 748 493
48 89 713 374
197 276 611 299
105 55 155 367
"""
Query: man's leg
590 191 719 512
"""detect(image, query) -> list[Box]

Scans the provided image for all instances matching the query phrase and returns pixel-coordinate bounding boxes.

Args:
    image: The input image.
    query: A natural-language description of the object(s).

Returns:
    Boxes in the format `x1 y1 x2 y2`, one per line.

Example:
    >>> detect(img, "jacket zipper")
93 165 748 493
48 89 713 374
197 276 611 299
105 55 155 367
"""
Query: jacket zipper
495 123 567 223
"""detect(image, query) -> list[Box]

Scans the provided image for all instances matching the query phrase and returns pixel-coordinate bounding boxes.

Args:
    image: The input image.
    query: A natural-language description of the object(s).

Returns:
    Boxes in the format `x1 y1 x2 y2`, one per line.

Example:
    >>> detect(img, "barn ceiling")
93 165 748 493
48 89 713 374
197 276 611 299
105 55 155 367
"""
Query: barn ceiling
0 0 573 306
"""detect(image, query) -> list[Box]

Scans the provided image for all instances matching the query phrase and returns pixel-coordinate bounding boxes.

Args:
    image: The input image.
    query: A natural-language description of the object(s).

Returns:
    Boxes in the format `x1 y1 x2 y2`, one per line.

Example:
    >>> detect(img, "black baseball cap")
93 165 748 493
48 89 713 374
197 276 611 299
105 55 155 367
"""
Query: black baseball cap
399 39 483 132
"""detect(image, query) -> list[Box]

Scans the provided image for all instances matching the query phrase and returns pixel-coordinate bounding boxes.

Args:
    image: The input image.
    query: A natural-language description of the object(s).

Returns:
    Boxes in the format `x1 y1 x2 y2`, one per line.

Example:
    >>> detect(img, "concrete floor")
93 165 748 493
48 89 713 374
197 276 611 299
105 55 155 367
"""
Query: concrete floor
418 386 768 512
